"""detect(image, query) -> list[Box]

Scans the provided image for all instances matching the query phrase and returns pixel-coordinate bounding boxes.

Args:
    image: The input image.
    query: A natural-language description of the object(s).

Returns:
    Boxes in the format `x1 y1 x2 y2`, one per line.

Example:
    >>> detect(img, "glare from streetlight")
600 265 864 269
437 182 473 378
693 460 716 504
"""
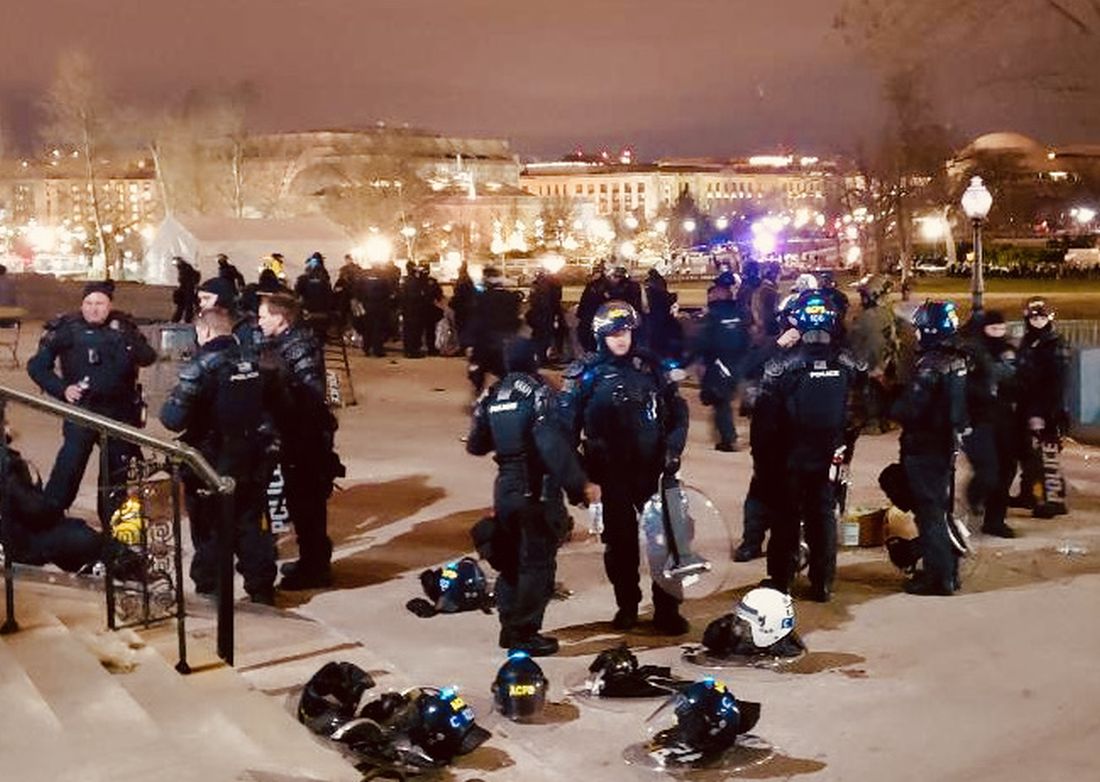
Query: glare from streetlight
961 176 993 221
682 219 697 233
715 216 729 231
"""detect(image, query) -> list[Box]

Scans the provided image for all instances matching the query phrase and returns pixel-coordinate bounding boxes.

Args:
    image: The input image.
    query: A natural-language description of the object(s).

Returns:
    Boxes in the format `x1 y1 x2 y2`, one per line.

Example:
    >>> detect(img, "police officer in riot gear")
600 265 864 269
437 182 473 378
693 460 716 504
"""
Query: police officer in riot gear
467 267 523 394
890 300 969 595
561 301 690 634
258 293 343 590
689 281 750 452
160 307 278 604
1011 297 1071 516
467 338 599 656
756 290 865 602
961 310 1018 537
295 252 335 343
27 281 157 521
576 261 610 353
354 263 396 357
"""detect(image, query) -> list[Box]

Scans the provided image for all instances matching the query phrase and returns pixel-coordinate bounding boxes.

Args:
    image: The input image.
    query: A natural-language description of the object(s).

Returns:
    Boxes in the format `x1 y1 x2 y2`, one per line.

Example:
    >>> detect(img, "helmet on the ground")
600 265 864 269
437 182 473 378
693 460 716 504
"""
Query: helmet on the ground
408 687 491 763
429 557 489 613
790 290 839 335
298 661 377 737
856 273 892 307
733 588 795 649
589 644 638 681
912 300 959 346
592 300 639 339
1023 296 1053 320
493 651 548 720
653 677 760 759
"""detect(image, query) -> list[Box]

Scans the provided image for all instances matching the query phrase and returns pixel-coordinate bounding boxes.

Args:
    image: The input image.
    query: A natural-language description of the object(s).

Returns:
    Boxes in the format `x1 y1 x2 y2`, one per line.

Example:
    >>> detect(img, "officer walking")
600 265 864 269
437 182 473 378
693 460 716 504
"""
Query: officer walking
258 293 343 590
526 269 564 365
171 258 201 324
160 307 278 604
890 300 969 595
467 337 600 656
216 253 246 294
756 290 865 602
561 301 690 635
27 281 157 520
689 281 750 452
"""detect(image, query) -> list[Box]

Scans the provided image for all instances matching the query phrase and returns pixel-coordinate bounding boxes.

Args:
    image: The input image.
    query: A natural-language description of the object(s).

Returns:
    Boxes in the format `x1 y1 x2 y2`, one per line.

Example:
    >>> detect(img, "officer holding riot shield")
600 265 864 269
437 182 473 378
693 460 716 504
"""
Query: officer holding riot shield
560 301 690 635
467 338 599 656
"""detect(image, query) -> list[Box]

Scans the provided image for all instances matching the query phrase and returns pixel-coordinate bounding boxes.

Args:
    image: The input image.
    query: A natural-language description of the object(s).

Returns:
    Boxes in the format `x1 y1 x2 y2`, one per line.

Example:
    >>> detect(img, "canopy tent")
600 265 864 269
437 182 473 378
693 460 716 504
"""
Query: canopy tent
143 215 352 285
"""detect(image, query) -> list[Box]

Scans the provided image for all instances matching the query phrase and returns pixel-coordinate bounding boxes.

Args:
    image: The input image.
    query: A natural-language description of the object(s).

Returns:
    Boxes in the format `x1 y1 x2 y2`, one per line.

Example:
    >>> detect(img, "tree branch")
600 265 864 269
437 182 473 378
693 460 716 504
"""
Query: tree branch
1045 0 1092 33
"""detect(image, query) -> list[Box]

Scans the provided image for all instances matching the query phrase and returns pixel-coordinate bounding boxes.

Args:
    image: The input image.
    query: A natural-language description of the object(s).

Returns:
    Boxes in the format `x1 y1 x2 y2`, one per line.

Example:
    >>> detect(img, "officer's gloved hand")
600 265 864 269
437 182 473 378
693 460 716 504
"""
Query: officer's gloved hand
664 455 681 477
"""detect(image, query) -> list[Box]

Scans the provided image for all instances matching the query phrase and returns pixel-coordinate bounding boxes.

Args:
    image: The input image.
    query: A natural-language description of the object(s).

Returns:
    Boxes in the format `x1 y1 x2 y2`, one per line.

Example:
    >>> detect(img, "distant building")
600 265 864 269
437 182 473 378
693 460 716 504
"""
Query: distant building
519 154 842 219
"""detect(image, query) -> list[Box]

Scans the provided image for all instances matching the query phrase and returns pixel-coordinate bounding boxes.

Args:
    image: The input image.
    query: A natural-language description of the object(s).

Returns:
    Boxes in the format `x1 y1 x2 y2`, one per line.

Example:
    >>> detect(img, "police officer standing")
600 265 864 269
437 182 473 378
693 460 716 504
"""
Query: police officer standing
961 310 1018 537
258 293 343 590
355 263 395 357
561 301 690 634
526 269 564 365
576 261 609 354
1012 297 1071 517
160 307 278 604
466 267 522 395
467 337 600 656
890 300 969 595
756 290 864 602
295 252 335 344
28 281 157 520
690 280 750 452
848 275 899 433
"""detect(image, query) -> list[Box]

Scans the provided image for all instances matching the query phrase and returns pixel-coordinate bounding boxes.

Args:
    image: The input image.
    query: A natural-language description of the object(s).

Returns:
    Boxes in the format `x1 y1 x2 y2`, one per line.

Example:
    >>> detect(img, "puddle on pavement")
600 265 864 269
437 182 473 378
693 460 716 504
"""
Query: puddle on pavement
522 700 580 725
278 505 492 608
279 475 447 555
737 753 828 779
554 544 1100 656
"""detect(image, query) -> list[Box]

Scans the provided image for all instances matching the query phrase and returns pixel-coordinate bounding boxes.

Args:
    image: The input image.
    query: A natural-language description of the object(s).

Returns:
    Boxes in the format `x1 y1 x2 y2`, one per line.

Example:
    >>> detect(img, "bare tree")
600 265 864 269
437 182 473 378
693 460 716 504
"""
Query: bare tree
41 50 113 274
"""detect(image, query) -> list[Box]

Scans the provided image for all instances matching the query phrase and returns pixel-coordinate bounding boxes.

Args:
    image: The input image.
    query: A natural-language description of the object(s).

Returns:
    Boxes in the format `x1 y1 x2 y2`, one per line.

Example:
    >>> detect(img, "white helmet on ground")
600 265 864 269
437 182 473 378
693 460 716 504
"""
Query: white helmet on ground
734 588 795 649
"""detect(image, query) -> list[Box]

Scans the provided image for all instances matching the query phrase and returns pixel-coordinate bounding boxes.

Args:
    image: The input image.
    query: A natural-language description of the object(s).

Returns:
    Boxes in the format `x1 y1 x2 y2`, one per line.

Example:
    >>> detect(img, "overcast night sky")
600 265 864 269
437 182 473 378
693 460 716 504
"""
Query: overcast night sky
0 0 1093 159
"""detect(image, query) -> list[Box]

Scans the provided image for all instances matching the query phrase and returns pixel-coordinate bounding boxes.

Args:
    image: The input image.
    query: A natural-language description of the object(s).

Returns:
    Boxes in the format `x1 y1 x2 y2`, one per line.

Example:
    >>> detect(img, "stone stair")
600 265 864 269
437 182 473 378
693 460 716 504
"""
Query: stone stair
0 581 363 782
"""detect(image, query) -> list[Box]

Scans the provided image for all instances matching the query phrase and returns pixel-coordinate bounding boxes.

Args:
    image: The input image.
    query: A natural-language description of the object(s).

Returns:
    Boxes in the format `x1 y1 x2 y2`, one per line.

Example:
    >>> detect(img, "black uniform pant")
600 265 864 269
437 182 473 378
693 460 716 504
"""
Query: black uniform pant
710 390 737 446
599 466 680 617
44 419 141 524
358 308 389 356
8 517 103 572
494 498 559 640
282 458 334 572
963 422 1014 530
187 478 275 598
740 454 783 552
402 310 423 356
767 467 835 592
903 451 957 590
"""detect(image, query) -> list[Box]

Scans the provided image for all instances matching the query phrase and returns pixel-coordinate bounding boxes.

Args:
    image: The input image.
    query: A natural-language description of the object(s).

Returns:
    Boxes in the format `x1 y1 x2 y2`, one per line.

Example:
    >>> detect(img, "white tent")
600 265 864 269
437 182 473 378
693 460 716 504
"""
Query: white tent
143 215 352 285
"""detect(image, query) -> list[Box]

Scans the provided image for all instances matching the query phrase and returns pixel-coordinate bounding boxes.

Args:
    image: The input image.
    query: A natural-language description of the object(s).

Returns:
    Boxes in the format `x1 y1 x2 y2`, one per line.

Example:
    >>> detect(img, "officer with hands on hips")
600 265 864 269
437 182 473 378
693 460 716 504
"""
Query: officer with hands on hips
27 280 157 520
467 337 600 656
560 300 690 635
160 307 280 604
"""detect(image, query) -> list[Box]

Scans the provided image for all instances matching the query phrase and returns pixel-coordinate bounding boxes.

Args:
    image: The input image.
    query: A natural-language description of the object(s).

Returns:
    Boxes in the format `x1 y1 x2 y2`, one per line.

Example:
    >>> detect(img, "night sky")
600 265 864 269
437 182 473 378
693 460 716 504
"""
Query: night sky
0 0 1092 158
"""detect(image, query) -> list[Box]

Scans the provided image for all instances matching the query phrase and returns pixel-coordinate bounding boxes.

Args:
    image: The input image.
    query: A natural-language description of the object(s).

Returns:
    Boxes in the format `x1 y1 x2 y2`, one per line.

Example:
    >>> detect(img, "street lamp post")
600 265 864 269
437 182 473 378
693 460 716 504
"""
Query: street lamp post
961 175 993 315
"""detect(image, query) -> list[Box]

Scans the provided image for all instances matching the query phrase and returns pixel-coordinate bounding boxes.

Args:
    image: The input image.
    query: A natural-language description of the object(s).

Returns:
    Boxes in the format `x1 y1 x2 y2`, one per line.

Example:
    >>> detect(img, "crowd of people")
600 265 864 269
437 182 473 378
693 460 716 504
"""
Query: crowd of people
3 250 1073 649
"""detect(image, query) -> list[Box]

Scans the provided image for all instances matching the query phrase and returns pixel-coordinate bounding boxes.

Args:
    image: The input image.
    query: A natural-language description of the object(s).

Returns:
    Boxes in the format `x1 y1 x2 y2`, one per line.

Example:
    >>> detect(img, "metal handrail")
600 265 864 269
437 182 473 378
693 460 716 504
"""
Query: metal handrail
0 386 234 494
0 383 237 670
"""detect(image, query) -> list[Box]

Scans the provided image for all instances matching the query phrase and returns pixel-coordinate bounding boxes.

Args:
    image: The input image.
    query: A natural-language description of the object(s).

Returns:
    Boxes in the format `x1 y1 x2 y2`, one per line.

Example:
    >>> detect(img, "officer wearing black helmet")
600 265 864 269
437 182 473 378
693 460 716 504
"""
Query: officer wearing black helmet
576 261 610 354
605 265 644 315
889 300 969 595
756 290 865 601
560 300 691 634
466 266 522 394
467 337 599 656
27 280 157 521
160 307 279 604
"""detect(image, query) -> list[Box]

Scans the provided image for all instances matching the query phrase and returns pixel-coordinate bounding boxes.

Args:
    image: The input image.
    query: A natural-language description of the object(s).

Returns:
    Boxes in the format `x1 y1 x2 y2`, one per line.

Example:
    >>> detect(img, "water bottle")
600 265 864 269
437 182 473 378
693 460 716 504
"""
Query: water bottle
78 376 91 392
587 502 604 536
